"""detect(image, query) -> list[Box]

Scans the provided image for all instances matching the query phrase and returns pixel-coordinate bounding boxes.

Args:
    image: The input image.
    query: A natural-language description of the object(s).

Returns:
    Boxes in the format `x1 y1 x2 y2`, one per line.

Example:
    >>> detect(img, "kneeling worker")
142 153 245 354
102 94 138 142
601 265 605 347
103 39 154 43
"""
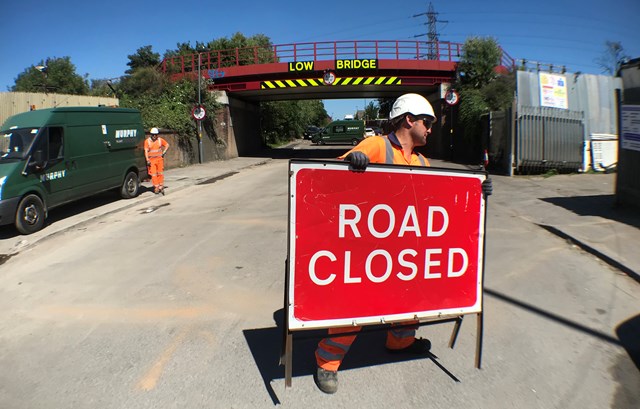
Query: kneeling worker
313 93 493 394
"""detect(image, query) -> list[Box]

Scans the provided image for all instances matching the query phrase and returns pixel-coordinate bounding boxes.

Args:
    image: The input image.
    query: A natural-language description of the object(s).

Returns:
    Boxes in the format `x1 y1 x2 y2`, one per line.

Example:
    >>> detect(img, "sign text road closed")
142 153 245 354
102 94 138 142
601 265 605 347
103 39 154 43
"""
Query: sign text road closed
287 161 487 330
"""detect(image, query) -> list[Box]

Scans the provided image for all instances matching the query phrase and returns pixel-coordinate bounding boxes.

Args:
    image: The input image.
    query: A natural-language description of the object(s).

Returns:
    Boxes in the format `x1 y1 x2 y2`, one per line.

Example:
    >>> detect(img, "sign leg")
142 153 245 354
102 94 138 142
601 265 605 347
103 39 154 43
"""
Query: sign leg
448 316 463 348
475 312 484 369
284 333 293 388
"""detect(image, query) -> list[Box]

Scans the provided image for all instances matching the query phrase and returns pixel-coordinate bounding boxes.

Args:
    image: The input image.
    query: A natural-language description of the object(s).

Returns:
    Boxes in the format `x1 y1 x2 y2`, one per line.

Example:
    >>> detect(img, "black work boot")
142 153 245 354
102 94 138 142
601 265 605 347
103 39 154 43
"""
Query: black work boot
314 367 338 394
386 338 431 354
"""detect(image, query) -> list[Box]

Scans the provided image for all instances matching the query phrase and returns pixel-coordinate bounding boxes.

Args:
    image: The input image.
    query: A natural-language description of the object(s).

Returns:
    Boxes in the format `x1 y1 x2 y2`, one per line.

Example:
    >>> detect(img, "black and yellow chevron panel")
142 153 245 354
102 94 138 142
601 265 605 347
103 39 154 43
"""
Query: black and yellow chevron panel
261 76 401 89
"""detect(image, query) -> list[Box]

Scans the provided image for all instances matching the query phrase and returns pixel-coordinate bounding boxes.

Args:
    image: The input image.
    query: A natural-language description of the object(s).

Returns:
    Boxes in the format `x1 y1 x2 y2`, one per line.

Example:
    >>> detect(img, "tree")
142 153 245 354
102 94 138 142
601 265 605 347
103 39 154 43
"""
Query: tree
205 33 274 67
455 37 515 138
119 66 168 97
595 41 630 75
12 57 89 95
119 78 220 139
364 101 379 120
126 45 161 74
260 100 327 145
457 36 503 88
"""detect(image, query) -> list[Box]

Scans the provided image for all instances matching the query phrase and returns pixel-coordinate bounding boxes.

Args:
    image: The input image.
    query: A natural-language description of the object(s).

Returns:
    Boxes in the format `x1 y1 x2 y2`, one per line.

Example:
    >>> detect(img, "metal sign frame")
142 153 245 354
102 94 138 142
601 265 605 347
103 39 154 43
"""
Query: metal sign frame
281 159 489 387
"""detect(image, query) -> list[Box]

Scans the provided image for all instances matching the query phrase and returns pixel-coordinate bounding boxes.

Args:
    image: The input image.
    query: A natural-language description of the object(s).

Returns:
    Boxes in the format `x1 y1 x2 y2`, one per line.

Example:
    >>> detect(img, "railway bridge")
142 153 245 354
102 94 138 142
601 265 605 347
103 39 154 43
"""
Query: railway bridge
160 40 514 158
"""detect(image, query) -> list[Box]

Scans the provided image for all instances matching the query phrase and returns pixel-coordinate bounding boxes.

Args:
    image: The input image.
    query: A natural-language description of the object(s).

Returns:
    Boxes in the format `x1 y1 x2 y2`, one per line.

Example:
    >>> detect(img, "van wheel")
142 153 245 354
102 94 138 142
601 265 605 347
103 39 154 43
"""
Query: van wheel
15 194 45 235
351 139 359 146
121 171 139 199
317 140 325 146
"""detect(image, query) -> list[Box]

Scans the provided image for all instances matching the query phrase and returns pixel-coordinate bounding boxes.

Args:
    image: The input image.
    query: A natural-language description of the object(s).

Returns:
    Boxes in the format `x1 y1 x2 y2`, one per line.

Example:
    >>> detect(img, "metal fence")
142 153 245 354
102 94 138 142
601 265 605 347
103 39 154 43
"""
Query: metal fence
0 92 119 127
509 71 621 174
516 106 585 173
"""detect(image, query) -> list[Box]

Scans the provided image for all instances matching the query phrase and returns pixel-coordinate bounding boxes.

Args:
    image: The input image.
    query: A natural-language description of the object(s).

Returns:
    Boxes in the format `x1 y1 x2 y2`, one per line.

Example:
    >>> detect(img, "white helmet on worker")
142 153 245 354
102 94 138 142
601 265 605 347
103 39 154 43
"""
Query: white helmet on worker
150 127 159 135
389 93 436 122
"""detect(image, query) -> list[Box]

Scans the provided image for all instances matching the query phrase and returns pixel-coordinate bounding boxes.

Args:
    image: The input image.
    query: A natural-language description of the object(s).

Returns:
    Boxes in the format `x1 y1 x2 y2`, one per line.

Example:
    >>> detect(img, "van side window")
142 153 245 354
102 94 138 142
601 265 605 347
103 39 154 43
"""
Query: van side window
48 127 64 160
335 126 345 134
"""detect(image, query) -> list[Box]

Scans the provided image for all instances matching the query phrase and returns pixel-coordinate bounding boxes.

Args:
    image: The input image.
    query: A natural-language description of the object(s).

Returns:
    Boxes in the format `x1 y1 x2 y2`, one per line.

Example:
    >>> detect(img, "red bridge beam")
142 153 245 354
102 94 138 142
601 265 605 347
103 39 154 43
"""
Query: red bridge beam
160 40 515 77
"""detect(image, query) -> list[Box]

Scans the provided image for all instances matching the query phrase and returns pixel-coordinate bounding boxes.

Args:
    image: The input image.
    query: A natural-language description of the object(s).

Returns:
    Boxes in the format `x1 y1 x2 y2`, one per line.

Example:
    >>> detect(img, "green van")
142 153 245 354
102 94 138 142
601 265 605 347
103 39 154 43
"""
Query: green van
312 119 366 146
0 106 147 234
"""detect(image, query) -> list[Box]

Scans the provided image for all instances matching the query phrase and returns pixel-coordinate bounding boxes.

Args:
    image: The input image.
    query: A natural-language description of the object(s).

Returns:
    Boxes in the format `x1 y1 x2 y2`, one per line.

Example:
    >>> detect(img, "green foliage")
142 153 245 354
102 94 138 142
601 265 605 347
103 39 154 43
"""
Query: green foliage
481 72 515 110
161 33 274 75
261 100 327 145
126 45 161 74
119 67 168 97
119 78 220 139
458 88 488 137
364 101 379 120
12 57 89 95
206 32 274 66
457 37 502 88
89 79 118 97
455 36 515 141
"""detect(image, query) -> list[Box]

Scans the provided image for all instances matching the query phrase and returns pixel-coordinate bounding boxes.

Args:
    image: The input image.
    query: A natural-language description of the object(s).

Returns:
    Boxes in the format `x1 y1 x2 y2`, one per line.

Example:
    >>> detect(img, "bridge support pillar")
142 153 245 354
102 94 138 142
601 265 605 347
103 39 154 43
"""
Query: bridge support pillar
209 91 262 159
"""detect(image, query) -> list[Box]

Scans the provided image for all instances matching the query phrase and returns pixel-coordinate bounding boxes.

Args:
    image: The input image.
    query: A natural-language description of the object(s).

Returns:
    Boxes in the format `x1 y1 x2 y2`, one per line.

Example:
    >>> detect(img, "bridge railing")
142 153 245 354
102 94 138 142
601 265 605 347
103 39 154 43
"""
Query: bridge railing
160 40 514 75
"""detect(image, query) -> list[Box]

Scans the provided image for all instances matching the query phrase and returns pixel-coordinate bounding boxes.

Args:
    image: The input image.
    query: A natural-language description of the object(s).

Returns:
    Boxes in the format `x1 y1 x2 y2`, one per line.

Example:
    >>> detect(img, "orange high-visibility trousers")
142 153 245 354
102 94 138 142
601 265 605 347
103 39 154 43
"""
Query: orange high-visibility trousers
315 321 419 371
148 157 165 189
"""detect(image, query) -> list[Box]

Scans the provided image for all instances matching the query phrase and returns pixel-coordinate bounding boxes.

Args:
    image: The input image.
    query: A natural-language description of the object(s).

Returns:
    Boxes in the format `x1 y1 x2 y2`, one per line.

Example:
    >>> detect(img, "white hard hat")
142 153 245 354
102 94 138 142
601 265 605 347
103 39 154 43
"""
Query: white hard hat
150 127 159 135
389 93 436 121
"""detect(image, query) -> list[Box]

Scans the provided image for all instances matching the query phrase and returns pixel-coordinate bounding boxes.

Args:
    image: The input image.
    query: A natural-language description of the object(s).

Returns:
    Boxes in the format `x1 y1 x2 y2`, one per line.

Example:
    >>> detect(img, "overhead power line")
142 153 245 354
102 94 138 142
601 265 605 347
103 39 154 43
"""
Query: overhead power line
413 2 448 59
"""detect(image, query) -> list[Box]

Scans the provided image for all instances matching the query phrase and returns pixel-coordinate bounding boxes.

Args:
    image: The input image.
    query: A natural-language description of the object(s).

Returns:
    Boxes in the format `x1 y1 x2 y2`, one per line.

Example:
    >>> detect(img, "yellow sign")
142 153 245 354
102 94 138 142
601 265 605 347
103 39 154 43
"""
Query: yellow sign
288 61 315 72
336 59 378 70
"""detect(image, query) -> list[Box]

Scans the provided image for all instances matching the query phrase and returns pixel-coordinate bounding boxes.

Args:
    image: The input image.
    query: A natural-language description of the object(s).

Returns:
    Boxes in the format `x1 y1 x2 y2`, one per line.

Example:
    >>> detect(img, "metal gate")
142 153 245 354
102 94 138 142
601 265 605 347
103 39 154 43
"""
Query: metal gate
515 105 584 174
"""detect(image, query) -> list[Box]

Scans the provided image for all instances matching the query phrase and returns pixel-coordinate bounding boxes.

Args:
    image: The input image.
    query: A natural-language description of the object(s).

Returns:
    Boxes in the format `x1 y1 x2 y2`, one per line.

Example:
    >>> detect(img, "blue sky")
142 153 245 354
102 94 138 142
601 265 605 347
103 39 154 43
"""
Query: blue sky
1 0 638 119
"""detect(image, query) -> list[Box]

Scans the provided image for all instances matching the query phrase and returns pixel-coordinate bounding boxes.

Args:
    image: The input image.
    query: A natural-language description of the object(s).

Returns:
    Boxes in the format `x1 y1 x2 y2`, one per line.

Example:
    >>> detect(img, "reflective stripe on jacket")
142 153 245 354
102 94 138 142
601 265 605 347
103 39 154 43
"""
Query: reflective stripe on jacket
339 133 429 166
144 137 168 159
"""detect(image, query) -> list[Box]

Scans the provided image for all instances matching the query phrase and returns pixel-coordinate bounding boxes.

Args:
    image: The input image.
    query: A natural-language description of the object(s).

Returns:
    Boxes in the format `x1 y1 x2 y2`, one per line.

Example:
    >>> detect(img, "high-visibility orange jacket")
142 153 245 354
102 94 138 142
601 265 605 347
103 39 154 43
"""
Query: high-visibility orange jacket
144 137 169 161
338 133 429 166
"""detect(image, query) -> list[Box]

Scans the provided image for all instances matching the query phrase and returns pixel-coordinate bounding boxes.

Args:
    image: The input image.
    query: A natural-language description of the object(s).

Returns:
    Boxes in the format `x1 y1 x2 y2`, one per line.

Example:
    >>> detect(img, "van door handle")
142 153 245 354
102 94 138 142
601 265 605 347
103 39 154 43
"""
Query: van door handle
104 141 112 148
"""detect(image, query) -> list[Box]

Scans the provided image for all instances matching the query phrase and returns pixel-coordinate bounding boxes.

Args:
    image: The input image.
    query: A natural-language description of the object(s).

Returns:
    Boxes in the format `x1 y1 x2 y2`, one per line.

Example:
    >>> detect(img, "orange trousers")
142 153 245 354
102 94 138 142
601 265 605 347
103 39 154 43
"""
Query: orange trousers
148 158 164 189
315 321 418 371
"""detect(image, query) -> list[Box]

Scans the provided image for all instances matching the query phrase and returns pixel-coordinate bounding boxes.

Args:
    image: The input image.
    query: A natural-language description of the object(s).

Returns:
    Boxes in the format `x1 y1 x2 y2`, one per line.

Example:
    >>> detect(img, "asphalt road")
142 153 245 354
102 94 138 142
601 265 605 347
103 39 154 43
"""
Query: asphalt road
0 152 638 408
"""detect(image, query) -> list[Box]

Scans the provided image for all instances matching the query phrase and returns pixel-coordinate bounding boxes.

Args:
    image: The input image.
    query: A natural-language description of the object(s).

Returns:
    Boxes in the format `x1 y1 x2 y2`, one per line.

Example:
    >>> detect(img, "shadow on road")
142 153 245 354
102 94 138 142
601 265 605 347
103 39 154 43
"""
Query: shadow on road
243 309 460 405
616 314 640 371
0 191 121 240
541 194 640 229
486 288 640 401
0 187 157 240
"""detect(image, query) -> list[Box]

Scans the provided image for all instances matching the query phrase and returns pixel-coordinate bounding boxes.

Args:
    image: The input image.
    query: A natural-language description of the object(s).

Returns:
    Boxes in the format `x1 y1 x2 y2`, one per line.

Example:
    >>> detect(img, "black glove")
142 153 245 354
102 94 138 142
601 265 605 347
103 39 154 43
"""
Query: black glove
482 178 493 197
345 151 369 171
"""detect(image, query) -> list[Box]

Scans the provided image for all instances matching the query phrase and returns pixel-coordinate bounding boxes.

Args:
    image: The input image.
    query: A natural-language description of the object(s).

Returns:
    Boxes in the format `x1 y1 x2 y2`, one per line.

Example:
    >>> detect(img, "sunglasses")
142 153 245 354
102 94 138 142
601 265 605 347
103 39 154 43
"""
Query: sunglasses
413 116 435 129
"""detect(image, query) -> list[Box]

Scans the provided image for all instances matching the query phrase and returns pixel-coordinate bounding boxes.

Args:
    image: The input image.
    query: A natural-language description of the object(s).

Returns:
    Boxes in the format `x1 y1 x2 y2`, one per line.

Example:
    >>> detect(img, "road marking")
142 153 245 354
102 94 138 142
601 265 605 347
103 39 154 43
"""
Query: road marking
136 327 189 391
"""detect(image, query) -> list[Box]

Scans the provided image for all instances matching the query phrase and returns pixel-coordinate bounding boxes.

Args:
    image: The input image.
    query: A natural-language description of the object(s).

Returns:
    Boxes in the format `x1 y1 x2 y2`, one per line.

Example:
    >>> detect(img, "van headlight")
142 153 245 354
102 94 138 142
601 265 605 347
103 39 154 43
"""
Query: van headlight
0 176 6 200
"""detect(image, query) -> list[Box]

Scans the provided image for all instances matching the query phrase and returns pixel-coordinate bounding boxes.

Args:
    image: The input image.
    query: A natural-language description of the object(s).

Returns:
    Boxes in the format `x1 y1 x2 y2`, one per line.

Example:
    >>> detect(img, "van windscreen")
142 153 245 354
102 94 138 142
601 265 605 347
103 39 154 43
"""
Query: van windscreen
0 128 38 160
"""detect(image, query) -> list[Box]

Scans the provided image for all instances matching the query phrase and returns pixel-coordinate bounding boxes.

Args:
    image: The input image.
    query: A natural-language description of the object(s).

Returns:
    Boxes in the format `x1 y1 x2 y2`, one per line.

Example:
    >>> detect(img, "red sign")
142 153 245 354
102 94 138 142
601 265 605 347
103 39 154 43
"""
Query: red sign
191 105 206 121
287 161 487 330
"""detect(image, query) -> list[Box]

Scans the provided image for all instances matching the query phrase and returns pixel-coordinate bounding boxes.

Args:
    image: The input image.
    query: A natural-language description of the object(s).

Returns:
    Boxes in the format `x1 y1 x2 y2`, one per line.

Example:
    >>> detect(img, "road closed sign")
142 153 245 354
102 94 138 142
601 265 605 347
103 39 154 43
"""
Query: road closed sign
286 160 487 330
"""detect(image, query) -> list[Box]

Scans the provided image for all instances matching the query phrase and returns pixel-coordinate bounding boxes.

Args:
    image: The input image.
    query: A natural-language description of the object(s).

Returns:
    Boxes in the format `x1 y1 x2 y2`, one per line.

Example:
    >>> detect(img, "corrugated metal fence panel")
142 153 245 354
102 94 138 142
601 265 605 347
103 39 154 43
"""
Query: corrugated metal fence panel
0 92 119 127
516 106 584 173
516 71 620 136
